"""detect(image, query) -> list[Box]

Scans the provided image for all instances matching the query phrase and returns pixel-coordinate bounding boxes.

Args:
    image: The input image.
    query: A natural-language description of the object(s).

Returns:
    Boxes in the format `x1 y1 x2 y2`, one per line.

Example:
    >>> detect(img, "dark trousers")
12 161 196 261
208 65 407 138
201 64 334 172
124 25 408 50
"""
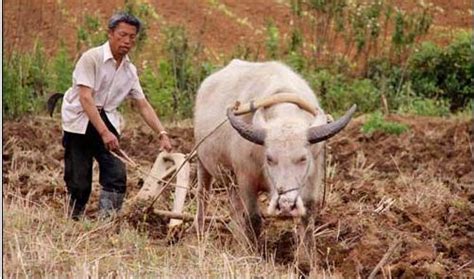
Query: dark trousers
62 110 126 214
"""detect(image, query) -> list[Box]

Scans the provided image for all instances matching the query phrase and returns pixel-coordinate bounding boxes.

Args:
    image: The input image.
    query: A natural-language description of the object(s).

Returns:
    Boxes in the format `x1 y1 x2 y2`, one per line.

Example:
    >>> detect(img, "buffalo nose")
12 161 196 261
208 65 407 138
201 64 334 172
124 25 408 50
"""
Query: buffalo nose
278 195 296 213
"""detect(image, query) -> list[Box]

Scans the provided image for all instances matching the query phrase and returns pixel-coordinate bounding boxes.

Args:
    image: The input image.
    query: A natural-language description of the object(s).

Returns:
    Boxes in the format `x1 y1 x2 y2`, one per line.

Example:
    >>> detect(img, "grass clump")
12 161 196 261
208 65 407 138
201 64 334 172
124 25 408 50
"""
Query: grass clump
361 111 409 135
398 96 451 117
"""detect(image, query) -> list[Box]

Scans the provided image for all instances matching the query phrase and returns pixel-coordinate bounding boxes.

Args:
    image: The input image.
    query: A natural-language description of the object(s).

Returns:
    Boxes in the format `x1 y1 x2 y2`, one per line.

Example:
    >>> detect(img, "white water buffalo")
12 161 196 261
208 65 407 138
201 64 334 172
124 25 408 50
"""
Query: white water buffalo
194 59 355 240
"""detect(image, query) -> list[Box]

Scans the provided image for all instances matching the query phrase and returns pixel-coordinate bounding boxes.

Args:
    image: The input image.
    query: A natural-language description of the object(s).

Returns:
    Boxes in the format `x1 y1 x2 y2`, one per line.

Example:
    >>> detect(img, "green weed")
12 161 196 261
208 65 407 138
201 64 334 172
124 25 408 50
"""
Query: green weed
124 0 159 53
48 42 74 93
398 97 451 117
76 14 106 52
2 42 50 118
361 111 409 135
265 21 280 59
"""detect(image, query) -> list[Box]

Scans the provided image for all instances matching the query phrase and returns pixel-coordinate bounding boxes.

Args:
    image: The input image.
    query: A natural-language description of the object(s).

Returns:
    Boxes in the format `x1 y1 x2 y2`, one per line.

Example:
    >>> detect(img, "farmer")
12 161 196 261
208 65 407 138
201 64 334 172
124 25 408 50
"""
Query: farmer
60 12 172 219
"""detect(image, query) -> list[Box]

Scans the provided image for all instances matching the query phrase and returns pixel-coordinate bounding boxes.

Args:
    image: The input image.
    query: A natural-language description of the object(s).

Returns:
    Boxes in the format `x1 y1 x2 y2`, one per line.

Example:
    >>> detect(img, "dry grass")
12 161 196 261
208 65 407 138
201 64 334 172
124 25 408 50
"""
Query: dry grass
3 187 305 278
3 114 473 277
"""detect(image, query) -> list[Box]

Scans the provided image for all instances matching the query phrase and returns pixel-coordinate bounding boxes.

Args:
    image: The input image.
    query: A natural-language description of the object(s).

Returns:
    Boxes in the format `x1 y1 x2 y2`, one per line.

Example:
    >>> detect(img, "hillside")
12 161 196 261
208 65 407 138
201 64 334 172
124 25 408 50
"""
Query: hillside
3 0 471 58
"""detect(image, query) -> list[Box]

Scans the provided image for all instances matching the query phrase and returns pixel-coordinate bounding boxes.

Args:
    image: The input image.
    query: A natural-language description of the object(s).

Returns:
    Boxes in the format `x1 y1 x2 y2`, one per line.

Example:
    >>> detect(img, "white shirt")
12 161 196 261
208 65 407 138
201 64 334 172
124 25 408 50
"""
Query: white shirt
61 41 145 135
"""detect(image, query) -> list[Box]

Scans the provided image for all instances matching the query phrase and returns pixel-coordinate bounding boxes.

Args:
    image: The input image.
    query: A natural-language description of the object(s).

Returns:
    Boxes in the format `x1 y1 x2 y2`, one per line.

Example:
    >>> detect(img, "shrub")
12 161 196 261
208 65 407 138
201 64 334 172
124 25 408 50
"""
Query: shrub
27 41 49 97
366 32 473 113
284 28 306 72
2 43 49 118
48 42 74 93
408 32 473 111
140 63 175 119
141 25 215 120
310 70 380 115
2 52 36 118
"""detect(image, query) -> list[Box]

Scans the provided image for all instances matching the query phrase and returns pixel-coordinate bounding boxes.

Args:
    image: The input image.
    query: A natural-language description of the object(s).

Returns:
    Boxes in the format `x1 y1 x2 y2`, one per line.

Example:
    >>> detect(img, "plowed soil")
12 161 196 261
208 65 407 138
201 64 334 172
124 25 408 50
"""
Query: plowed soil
3 114 473 277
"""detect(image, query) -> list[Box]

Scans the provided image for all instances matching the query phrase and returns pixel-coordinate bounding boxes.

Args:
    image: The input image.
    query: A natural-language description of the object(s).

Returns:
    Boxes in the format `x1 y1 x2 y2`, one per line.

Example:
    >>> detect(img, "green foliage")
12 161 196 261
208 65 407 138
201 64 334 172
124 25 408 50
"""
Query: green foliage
408 32 473 111
294 0 432 71
285 50 307 73
265 21 280 59
398 97 450 117
365 31 473 113
142 25 215 120
2 53 37 118
140 62 175 118
309 70 380 115
391 7 432 57
230 43 258 61
27 41 49 97
163 26 193 118
284 28 307 72
48 42 74 93
76 14 106 51
361 111 409 135
143 58 215 120
2 42 52 118
124 0 159 53
290 0 303 16
288 28 303 52
365 57 410 113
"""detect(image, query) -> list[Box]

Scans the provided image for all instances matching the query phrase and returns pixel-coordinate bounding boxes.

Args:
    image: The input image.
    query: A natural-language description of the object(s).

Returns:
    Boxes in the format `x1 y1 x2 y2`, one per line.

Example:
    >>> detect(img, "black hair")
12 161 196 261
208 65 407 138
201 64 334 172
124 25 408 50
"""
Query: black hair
108 12 141 33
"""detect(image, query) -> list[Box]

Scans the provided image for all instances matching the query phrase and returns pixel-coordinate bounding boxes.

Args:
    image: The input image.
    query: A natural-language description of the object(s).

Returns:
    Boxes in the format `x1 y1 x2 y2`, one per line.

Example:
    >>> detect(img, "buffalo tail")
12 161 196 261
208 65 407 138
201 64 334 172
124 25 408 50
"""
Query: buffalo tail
47 93 64 117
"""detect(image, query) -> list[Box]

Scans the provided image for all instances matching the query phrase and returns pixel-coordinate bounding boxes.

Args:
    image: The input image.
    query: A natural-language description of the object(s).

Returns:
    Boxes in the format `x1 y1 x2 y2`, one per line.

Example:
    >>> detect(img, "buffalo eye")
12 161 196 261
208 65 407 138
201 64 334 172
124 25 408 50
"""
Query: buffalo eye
295 156 307 165
266 155 277 166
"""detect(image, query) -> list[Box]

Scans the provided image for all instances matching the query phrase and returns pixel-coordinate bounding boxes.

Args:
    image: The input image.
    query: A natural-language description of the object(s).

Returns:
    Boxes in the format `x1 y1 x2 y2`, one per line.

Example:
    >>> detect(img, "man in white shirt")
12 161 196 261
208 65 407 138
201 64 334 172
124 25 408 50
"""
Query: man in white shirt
60 12 172 219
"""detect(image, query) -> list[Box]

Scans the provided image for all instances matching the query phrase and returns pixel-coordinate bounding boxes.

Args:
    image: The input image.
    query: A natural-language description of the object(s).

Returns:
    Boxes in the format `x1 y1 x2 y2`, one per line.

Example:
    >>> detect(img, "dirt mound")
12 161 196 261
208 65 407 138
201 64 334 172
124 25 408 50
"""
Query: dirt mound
323 115 473 277
3 113 472 276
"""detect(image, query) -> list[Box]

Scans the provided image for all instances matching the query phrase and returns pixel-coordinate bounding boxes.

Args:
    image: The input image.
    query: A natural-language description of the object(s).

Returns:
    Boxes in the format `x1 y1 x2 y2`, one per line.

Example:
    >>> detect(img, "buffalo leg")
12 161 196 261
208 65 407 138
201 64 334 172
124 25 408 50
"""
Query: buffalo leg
230 175 262 244
195 160 212 236
295 202 318 276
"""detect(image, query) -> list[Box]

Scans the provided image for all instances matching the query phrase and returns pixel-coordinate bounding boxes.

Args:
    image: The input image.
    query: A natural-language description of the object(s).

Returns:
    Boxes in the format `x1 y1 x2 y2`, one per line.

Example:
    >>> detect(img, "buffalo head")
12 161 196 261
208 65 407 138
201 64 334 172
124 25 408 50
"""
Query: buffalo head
227 104 356 216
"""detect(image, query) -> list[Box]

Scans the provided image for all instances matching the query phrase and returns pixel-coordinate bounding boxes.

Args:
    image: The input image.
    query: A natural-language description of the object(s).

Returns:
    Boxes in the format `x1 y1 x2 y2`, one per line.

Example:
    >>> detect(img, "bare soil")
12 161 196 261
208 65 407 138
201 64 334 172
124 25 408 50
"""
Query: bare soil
3 114 473 277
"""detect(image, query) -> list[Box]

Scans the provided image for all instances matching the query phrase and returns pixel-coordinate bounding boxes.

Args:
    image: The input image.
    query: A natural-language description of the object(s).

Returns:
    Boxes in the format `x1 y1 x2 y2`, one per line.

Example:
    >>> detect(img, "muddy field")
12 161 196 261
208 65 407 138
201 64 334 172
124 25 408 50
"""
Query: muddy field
3 113 473 277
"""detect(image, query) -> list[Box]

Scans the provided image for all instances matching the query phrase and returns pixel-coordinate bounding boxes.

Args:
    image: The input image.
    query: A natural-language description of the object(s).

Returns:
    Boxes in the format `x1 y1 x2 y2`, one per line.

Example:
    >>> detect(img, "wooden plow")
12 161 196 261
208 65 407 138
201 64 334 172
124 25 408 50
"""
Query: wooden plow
117 150 193 228
115 149 297 228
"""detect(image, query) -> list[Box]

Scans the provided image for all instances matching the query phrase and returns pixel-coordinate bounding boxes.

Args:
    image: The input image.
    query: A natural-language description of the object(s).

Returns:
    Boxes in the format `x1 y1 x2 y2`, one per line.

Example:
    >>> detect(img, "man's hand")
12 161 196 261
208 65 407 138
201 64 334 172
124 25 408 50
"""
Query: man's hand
159 133 172 152
134 98 173 152
101 130 120 151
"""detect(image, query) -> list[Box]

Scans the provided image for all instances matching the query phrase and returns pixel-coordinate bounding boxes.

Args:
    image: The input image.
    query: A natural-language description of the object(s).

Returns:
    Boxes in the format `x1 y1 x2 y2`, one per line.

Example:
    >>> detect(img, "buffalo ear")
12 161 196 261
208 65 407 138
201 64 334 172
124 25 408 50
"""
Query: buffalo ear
309 108 328 128
253 108 267 129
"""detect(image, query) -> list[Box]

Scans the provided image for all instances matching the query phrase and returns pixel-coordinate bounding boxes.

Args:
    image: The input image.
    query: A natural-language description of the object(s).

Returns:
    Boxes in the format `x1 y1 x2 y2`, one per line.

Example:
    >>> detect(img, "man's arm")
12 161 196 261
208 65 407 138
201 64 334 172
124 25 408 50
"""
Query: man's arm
134 98 172 152
79 85 119 150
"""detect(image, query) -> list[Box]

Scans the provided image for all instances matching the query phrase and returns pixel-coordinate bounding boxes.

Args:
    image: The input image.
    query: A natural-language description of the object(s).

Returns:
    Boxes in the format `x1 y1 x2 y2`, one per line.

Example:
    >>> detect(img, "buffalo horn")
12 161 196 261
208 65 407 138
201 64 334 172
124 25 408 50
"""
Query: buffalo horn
307 104 357 144
226 108 266 145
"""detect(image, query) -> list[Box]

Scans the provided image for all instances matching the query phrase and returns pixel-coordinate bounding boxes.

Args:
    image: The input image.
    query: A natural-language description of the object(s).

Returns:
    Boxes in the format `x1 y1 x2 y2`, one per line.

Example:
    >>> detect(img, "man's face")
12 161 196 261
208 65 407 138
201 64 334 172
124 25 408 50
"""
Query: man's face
108 22 138 58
